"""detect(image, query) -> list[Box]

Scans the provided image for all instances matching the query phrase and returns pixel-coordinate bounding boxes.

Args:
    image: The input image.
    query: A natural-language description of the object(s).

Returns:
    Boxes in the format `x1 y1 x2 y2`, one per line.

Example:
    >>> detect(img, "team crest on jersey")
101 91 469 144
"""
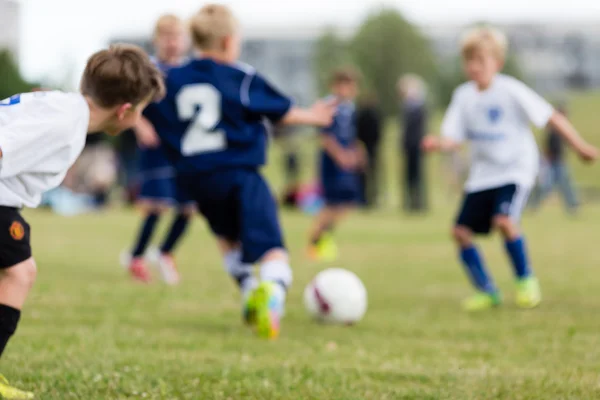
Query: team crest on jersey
9 221 25 241
488 107 502 123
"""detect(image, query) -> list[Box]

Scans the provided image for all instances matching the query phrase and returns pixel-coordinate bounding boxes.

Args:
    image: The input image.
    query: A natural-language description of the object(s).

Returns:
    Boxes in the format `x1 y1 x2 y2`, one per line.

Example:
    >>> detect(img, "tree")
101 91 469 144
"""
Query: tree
0 50 35 99
313 29 352 96
350 8 437 116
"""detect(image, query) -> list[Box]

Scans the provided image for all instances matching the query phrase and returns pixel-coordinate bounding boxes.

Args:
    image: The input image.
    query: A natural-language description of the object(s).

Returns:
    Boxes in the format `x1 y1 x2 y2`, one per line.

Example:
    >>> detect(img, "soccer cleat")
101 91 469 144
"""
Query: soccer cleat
307 233 338 262
462 291 502 312
0 374 34 399
150 250 180 286
128 257 152 283
249 282 284 339
516 276 542 309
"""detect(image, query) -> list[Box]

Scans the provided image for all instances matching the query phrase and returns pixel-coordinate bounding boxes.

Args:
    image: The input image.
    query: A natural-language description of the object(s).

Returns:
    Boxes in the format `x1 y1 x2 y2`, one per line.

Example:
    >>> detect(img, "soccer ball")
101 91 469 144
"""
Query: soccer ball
303 268 367 324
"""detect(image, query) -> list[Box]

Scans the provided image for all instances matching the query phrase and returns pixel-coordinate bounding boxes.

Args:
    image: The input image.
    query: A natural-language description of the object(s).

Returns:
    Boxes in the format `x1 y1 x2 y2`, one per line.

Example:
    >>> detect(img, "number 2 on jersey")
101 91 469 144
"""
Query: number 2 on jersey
176 84 226 156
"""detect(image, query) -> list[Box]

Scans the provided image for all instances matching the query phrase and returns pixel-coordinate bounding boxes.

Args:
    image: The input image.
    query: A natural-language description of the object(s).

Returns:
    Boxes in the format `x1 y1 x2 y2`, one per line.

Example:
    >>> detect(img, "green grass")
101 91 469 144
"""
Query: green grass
5 200 600 399
6 90 600 399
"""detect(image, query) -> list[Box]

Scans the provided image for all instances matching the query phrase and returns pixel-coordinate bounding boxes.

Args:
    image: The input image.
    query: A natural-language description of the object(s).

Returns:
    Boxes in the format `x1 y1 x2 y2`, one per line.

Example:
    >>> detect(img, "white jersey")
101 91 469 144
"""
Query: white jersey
0 91 89 208
441 74 554 192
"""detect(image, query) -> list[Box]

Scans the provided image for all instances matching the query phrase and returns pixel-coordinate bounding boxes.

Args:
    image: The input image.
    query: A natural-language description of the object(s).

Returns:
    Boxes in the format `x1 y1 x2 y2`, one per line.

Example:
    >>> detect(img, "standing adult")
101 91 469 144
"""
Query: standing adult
356 94 382 208
398 74 428 212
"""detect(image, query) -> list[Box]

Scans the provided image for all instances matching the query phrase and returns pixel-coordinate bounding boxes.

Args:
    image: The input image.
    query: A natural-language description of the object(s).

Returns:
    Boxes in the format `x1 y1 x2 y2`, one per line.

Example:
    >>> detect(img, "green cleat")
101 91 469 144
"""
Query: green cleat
308 233 338 262
0 374 33 400
516 276 542 309
462 291 502 312
250 282 284 340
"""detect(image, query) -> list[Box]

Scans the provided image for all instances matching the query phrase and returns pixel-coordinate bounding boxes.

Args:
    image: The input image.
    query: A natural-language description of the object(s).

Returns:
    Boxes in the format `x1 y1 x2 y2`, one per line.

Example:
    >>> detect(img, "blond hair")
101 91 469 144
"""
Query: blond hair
190 4 238 50
80 44 165 108
153 14 184 39
397 74 427 100
460 26 508 62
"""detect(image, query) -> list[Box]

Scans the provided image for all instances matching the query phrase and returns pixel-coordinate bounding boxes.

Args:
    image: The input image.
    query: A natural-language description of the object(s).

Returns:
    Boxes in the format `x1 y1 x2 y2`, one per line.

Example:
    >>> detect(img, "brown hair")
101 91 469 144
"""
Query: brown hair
330 67 360 85
461 26 508 62
190 4 238 50
80 44 165 108
153 14 184 39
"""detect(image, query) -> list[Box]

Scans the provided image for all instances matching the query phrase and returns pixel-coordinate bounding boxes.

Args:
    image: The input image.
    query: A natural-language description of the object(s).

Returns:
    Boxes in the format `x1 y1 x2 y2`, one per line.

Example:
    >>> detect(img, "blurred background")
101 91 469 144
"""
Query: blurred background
2 0 600 215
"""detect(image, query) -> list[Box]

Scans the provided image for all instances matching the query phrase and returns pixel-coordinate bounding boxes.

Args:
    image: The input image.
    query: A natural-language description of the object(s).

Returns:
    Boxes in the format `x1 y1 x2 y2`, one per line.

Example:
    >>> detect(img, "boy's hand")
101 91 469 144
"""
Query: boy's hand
336 151 359 171
310 98 337 127
135 118 161 149
575 142 599 163
355 145 369 170
421 135 440 152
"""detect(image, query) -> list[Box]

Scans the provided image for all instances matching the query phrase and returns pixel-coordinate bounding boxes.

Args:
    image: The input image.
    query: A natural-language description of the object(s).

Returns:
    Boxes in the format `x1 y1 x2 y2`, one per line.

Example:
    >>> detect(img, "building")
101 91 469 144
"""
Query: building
0 0 20 60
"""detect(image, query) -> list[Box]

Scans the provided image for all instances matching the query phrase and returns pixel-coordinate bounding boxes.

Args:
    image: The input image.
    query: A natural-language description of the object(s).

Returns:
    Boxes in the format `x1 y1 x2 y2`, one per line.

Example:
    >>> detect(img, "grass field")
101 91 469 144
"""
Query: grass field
5 91 600 399
5 200 600 399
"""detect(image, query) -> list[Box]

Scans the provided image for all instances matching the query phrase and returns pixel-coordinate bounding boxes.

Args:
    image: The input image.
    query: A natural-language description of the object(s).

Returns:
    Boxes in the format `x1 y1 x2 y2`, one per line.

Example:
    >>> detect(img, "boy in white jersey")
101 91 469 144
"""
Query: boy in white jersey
423 27 598 312
0 45 164 399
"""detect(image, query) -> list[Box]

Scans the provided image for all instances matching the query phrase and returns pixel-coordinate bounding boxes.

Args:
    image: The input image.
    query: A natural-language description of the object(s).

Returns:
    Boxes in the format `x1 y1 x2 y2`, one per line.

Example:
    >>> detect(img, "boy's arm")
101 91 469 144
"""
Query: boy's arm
321 134 356 171
547 112 598 161
423 88 465 153
280 99 336 127
133 116 160 148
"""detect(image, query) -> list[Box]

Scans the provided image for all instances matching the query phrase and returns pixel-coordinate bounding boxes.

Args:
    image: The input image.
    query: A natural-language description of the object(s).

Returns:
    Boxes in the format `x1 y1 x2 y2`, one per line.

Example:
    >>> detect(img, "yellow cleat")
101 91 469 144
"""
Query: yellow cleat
516 277 542 309
307 233 338 262
0 374 33 400
462 292 502 312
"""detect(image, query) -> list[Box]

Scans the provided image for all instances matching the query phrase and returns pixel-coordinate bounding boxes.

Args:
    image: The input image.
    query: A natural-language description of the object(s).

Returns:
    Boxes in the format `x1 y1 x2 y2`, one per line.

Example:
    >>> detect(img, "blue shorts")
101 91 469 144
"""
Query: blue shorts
321 172 360 206
177 168 285 264
138 147 193 206
456 184 531 234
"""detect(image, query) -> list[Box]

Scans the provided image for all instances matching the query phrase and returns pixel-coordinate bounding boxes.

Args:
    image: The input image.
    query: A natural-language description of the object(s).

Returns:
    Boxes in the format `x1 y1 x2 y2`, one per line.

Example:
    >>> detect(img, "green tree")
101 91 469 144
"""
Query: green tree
350 8 437 116
313 29 352 96
0 50 35 99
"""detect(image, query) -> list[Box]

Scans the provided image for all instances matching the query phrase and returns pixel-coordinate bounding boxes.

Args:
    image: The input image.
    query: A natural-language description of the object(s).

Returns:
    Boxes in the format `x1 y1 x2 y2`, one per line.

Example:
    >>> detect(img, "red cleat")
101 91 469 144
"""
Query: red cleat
129 257 152 283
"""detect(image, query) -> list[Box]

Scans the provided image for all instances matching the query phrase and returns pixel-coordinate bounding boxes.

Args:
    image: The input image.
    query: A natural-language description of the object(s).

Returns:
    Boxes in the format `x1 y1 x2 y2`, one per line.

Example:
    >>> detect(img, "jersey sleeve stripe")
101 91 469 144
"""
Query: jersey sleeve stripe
240 72 255 107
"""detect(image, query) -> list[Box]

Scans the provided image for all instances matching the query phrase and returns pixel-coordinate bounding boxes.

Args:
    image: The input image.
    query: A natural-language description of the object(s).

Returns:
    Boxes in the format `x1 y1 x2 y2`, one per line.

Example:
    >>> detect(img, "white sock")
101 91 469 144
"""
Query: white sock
223 249 257 294
260 259 292 300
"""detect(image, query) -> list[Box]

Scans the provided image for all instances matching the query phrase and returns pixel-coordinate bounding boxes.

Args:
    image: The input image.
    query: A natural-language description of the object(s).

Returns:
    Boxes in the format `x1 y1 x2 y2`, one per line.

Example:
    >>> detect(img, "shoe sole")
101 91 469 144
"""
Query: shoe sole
253 284 279 339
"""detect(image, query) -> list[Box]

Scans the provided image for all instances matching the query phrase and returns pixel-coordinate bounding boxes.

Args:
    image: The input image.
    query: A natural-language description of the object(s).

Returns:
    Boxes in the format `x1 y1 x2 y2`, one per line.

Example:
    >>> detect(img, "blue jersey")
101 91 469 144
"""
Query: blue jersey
152 58 292 174
139 58 179 173
320 100 357 174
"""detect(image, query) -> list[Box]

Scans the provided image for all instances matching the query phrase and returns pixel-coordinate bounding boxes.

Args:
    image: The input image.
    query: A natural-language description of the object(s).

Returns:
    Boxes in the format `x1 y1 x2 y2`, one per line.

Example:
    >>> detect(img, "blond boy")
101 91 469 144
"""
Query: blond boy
0 45 163 399
151 4 334 339
423 27 597 311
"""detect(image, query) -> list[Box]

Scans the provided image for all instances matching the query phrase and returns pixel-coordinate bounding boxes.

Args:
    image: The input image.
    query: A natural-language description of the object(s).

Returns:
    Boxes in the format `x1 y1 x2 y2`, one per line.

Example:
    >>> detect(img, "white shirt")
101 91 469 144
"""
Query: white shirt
0 91 89 208
442 74 554 192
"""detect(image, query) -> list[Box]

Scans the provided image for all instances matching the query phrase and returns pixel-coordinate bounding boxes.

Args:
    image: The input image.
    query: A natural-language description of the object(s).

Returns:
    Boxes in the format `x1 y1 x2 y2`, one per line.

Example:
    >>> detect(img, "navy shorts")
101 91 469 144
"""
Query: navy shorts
138 147 193 206
177 168 285 264
456 184 531 234
321 172 360 206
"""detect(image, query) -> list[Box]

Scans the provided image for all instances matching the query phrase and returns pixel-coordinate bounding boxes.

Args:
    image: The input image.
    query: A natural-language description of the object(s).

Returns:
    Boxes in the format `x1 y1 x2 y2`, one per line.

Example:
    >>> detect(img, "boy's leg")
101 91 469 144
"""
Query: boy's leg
217 238 257 296
493 185 541 308
0 208 35 399
555 162 579 212
454 191 500 311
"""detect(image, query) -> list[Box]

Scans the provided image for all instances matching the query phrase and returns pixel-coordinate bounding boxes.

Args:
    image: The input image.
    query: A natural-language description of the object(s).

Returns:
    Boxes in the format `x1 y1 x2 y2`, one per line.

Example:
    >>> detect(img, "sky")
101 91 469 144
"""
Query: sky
16 0 600 87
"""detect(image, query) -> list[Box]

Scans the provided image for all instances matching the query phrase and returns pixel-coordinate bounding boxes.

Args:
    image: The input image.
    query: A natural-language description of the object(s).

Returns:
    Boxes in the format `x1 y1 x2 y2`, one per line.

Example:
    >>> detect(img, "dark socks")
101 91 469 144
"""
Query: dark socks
505 236 532 279
0 304 20 357
160 214 190 254
132 213 159 257
460 246 497 294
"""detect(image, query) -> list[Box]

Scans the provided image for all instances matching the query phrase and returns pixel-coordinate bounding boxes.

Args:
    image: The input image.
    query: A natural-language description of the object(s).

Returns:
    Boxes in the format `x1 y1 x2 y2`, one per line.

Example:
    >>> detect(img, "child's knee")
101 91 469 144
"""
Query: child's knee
452 225 472 246
493 215 518 237
3 258 37 290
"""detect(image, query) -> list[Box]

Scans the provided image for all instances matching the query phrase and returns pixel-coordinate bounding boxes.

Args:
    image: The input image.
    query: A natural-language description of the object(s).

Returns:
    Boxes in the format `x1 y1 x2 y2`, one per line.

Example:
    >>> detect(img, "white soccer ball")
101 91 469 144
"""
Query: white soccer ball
303 268 367 324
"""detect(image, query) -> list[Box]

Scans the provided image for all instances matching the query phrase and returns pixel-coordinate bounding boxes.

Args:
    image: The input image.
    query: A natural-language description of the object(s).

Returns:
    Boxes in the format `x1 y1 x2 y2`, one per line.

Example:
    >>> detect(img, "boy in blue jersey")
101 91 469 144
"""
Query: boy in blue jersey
309 69 365 262
153 4 335 339
123 15 193 285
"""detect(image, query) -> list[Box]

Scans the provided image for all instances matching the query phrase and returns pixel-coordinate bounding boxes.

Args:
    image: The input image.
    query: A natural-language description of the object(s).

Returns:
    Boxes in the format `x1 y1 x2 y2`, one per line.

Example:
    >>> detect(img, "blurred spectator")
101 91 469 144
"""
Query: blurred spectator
398 74 428 212
115 129 139 205
274 124 303 208
356 93 382 208
530 104 579 213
